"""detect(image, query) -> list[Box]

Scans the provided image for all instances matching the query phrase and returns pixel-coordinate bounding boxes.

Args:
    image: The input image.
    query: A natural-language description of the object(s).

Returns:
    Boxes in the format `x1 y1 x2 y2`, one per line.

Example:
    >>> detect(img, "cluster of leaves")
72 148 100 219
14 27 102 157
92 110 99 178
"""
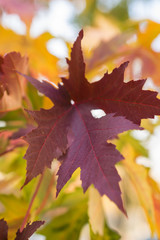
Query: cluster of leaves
0 219 44 240
1 0 160 239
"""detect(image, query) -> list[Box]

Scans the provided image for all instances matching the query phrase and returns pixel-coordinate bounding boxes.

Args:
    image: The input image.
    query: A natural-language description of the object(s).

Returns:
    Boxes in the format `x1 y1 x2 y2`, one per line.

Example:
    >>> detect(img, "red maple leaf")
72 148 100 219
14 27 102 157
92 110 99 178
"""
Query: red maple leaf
20 30 160 213
15 221 44 240
0 219 8 240
0 219 44 240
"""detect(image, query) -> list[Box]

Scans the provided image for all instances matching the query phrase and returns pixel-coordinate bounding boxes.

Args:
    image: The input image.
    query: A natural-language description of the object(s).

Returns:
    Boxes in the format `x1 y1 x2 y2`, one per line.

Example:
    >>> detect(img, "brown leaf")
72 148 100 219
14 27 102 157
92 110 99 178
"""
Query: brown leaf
0 52 28 113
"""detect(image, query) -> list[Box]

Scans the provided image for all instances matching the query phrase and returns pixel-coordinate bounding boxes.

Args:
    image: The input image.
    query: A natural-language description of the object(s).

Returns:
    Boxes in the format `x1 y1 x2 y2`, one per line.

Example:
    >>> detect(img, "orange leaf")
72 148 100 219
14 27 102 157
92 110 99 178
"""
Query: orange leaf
0 26 59 83
0 52 28 112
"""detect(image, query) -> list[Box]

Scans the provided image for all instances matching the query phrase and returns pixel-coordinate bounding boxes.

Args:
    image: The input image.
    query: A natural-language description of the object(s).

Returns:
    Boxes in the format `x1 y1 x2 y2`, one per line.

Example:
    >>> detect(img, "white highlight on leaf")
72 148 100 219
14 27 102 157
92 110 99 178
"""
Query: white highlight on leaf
70 100 75 105
136 157 151 168
47 38 68 58
30 234 46 240
91 109 106 119
132 58 142 79
1 12 26 35
0 121 6 128
79 224 90 240
151 34 160 52
131 129 149 141
30 0 77 41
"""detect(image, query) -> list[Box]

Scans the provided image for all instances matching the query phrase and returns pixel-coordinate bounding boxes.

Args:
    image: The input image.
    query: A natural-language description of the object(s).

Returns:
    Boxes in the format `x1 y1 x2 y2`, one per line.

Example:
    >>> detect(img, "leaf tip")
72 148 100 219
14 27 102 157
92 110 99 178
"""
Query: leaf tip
79 29 84 39
121 61 129 70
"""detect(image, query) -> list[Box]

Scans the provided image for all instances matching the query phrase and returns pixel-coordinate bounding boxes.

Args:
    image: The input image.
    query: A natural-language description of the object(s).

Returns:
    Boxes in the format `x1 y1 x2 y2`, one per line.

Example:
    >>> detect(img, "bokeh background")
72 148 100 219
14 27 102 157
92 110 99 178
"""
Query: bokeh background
1 0 160 239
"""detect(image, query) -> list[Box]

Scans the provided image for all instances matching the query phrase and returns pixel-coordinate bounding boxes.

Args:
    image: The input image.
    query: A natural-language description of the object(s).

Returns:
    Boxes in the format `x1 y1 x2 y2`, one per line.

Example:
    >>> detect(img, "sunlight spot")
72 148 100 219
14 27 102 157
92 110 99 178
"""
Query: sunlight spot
143 77 159 91
151 34 160 52
30 234 46 240
91 109 106 119
30 0 77 41
1 12 26 35
47 38 68 58
136 156 151 168
126 34 137 44
70 100 75 105
131 129 149 141
131 58 142 79
139 21 148 33
0 121 6 128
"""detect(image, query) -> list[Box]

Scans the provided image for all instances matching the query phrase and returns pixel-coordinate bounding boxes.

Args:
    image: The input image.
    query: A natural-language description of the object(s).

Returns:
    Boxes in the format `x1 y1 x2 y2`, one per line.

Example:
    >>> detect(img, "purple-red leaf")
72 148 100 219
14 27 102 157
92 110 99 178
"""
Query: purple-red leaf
23 105 73 186
62 31 160 125
17 73 70 107
62 30 90 102
57 105 141 213
0 219 44 240
21 30 160 213
0 219 8 240
15 221 45 240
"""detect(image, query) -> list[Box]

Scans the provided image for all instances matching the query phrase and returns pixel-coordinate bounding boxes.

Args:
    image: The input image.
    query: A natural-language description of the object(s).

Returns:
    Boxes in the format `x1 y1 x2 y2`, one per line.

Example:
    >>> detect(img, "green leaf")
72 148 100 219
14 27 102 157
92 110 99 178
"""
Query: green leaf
116 131 148 158
0 194 28 239
90 223 121 240
39 188 88 240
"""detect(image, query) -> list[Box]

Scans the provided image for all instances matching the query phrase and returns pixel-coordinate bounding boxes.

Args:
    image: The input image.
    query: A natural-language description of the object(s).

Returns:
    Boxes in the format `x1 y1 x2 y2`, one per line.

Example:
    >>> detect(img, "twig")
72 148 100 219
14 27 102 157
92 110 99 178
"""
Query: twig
35 171 55 216
20 172 44 232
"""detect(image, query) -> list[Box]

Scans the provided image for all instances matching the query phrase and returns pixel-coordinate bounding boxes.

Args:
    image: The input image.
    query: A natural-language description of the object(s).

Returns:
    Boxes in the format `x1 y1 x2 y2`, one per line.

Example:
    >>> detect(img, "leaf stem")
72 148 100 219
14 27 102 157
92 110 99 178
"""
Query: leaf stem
20 172 44 232
35 171 56 216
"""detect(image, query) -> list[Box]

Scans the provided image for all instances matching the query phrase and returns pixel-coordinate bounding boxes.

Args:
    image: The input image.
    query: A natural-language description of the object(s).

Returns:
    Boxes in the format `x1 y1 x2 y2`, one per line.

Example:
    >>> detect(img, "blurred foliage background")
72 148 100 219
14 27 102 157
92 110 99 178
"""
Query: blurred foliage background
0 0 160 239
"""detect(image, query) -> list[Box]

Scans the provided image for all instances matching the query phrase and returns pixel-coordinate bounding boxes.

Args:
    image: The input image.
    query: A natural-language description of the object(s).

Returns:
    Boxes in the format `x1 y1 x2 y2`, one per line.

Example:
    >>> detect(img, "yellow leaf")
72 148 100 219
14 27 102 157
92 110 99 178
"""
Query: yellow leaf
88 186 105 236
148 177 160 238
0 194 28 239
0 26 59 83
118 20 160 86
121 144 156 235
138 20 160 48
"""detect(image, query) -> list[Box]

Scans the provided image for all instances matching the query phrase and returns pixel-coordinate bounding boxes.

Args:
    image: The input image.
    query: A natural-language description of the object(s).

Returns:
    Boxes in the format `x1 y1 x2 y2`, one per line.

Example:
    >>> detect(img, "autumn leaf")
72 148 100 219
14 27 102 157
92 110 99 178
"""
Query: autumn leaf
117 21 160 86
62 32 160 125
0 219 8 240
0 52 28 113
120 144 156 235
148 177 160 238
0 195 28 239
90 223 121 240
39 188 88 240
88 186 105 236
86 31 133 72
15 221 44 240
20 30 160 213
0 0 38 23
0 219 44 240
0 0 50 23
0 25 59 82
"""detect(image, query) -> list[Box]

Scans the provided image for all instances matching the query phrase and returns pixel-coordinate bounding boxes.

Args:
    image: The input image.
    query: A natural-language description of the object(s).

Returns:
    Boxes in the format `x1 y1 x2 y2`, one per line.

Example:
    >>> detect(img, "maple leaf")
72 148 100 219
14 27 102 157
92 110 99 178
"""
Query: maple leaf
0 25 59 82
0 52 28 113
0 219 44 240
57 107 139 213
20 30 160 213
0 219 8 240
15 221 44 240
63 32 160 125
